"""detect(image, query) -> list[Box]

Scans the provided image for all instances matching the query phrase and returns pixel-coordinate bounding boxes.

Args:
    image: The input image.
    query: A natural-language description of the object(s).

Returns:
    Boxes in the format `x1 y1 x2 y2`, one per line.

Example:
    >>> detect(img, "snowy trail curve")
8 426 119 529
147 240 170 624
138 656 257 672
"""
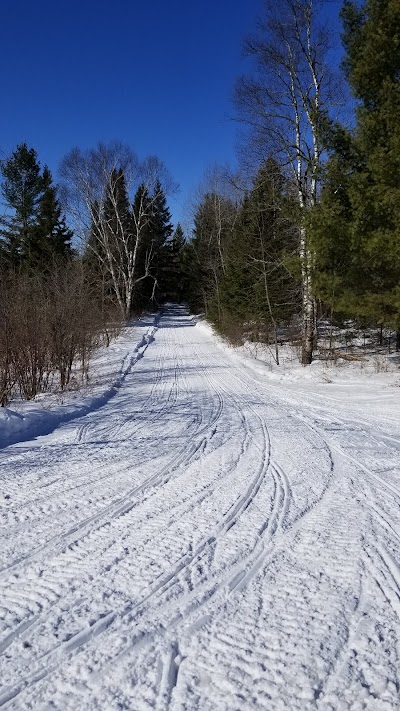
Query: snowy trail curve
0 306 400 710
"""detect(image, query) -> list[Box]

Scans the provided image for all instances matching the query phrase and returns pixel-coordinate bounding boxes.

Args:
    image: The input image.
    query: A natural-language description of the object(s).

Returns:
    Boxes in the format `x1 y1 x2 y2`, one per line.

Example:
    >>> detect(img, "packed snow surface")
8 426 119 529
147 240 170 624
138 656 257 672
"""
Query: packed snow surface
1 306 400 710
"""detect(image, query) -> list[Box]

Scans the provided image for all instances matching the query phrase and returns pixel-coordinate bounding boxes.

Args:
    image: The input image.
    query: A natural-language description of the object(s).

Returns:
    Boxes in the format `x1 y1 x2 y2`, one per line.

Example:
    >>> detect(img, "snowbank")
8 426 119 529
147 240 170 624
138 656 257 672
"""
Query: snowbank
0 315 159 450
195 318 400 427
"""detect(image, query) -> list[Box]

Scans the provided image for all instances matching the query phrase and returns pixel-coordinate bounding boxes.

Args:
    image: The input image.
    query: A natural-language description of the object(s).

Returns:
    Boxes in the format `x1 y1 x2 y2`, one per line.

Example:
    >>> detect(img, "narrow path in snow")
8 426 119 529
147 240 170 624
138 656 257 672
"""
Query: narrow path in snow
0 306 400 710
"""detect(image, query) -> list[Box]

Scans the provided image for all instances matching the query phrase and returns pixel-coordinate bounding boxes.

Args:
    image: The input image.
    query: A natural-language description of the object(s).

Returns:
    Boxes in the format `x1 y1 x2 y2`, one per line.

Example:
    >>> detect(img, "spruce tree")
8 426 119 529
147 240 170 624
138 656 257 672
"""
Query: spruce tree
162 223 187 302
218 194 255 324
189 192 237 319
149 180 173 248
131 183 153 308
26 167 73 267
0 146 72 270
0 143 44 267
133 181 173 305
148 180 173 301
312 0 400 335
219 161 299 356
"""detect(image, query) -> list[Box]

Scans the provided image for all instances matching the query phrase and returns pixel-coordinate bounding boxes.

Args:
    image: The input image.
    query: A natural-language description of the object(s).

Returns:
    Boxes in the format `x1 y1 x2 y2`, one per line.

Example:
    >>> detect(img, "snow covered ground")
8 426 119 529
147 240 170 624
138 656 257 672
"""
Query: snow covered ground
0 315 159 450
0 305 400 710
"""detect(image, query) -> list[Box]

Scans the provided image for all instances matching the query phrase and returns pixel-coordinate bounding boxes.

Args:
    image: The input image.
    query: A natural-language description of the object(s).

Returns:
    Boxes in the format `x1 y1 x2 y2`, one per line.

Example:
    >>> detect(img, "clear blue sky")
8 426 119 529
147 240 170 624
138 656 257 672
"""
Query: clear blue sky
1 0 342 227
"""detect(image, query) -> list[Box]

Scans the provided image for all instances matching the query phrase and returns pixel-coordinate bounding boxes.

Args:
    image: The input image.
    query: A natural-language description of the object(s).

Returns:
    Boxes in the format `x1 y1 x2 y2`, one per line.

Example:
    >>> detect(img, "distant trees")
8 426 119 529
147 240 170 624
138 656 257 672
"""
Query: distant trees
184 161 299 363
0 144 105 406
60 142 175 319
134 178 174 308
3 0 399 389
0 140 178 406
186 168 240 320
161 223 187 303
180 0 400 362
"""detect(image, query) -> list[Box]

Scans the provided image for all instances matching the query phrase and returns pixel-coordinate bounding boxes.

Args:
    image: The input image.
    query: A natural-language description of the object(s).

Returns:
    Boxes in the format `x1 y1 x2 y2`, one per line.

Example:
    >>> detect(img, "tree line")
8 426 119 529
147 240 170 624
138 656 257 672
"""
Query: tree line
1 0 399 398
0 142 186 405
184 0 400 362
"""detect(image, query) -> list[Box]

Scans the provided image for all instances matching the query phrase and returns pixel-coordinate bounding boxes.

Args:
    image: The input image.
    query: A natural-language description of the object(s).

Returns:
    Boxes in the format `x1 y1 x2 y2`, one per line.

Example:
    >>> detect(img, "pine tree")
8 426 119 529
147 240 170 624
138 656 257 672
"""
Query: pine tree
133 180 173 305
219 161 299 358
0 146 72 270
0 143 44 267
148 180 173 301
26 167 73 267
218 194 255 324
131 183 153 309
189 192 237 319
312 0 400 334
150 180 173 248
162 223 187 302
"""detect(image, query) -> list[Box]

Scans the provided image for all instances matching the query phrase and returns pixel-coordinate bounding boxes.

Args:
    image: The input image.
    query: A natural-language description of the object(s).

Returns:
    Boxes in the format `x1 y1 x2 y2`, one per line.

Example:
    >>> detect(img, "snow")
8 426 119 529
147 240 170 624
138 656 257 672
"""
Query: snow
0 305 400 710
197 320 400 430
0 315 159 450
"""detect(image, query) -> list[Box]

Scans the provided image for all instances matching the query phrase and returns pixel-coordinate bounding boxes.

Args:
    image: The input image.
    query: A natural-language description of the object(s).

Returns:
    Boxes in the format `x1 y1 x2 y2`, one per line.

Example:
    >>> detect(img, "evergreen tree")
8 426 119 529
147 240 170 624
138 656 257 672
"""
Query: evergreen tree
148 180 173 301
218 161 299 358
0 143 44 266
171 222 185 252
103 168 132 277
311 0 400 334
131 183 153 308
134 180 173 305
189 192 237 319
218 193 255 323
0 145 72 270
149 180 173 248
162 223 187 302
26 167 73 267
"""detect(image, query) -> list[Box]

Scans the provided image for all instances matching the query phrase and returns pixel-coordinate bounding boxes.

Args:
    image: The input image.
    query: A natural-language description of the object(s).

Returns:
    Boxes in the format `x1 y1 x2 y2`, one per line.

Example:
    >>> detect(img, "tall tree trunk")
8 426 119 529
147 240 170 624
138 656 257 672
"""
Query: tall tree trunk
299 225 315 365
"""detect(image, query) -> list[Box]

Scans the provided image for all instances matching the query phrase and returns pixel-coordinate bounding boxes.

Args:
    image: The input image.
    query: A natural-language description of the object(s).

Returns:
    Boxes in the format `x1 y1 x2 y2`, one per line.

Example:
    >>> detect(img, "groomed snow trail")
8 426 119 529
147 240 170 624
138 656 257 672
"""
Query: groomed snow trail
1 307 400 711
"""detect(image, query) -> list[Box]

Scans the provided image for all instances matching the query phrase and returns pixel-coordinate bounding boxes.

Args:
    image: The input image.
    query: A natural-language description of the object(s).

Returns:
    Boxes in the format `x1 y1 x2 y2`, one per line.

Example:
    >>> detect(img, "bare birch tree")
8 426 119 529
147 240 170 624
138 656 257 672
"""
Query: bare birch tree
59 142 175 319
235 0 338 363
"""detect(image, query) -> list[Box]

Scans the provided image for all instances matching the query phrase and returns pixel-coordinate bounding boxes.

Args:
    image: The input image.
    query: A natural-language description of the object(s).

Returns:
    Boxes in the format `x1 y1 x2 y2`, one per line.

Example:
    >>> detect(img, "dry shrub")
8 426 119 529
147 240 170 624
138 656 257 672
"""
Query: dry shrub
0 263 121 406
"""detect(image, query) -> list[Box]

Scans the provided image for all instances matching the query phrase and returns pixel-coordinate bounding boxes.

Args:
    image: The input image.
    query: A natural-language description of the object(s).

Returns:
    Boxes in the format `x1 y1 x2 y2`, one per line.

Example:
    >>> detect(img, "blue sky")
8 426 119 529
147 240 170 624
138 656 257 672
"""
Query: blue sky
1 0 342 227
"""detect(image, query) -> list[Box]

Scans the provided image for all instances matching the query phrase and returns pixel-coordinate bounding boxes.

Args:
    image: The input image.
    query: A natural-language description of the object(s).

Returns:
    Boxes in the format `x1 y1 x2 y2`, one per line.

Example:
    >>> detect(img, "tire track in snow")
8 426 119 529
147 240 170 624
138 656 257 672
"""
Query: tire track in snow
0 316 240 702
2 309 398 709
0 348 221 581
270 411 400 707
0 394 225 621
0 405 262 698
0 338 275 706
320 542 400 707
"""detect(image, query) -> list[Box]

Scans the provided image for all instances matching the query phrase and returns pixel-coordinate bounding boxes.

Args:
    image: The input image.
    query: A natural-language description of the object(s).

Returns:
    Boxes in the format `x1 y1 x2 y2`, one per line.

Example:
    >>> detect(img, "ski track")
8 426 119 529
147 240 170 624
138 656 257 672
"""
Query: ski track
0 306 400 710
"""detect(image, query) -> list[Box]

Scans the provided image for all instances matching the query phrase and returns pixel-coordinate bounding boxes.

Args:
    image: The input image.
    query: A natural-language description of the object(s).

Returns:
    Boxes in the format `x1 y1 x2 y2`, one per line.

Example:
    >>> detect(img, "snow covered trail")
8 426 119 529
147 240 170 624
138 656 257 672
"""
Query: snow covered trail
1 306 400 711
